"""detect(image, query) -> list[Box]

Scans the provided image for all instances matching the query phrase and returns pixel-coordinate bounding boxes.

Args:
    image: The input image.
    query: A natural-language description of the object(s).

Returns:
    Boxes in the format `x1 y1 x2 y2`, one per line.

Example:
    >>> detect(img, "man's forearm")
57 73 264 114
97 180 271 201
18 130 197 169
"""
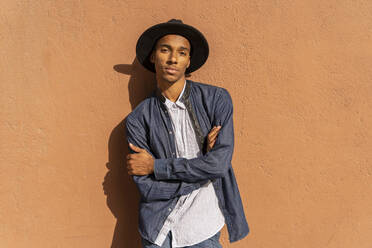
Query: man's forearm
154 124 234 183
132 175 207 202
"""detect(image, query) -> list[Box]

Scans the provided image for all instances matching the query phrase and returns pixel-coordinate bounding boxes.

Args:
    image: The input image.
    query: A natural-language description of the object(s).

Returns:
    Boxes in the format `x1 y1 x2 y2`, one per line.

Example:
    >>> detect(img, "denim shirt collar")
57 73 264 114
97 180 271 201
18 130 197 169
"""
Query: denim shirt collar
162 80 187 110
155 79 191 107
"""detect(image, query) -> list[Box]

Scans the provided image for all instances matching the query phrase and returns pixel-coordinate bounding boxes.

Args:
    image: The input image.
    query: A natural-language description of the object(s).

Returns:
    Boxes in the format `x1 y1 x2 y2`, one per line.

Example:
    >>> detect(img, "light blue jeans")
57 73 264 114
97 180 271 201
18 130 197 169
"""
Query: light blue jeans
141 231 222 248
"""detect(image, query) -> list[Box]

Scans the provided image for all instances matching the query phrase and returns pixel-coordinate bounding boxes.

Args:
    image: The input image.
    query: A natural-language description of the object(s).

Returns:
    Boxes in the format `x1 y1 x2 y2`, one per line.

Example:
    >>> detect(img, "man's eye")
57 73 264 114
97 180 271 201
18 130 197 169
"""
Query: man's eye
180 52 186 55
160 49 168 52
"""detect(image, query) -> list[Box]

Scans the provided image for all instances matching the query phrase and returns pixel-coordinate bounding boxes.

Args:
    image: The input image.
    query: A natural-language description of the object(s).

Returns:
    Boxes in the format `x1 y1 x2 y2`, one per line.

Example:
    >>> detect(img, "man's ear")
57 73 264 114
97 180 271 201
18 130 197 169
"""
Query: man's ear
150 51 155 63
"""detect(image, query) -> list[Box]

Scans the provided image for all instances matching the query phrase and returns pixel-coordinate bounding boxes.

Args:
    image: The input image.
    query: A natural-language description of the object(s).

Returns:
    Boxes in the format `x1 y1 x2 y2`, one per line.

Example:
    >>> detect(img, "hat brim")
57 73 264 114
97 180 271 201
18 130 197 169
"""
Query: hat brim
136 22 209 74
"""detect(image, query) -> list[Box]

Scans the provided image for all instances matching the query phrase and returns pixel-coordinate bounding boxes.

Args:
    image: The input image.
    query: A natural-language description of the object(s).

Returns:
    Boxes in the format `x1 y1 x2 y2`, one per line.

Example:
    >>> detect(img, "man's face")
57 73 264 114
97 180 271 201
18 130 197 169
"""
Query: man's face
150 34 191 83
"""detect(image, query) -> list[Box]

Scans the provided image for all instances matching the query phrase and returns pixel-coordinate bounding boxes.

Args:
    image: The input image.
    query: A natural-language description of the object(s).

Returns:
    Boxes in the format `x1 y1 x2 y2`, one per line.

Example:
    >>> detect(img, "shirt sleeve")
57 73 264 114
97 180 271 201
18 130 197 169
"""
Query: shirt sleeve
154 88 235 183
125 114 205 202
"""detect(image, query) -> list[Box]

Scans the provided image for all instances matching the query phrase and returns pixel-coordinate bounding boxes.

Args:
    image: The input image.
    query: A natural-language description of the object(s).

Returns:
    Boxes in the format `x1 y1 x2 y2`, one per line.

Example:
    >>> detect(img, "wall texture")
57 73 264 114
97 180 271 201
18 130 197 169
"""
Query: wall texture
1 0 372 247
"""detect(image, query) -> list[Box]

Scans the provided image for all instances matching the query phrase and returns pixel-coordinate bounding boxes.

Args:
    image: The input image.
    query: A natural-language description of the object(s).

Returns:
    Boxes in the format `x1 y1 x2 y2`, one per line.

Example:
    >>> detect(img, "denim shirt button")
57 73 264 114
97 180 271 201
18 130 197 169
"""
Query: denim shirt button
169 131 173 134
168 208 172 212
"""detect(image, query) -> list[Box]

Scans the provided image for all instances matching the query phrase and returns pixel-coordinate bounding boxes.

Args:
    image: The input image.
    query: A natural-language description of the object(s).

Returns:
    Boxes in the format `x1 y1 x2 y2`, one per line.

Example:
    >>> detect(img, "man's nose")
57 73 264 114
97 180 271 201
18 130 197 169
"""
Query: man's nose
167 52 178 63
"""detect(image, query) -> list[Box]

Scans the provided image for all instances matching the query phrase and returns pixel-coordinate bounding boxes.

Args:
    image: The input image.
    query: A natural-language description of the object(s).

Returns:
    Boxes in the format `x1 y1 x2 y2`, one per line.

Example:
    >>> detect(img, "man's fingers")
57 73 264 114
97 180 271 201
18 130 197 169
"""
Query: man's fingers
207 131 216 139
207 126 221 152
127 162 136 175
208 130 219 140
208 126 218 135
209 135 217 143
129 143 145 153
127 154 136 160
208 126 221 136
208 127 221 140
127 153 143 160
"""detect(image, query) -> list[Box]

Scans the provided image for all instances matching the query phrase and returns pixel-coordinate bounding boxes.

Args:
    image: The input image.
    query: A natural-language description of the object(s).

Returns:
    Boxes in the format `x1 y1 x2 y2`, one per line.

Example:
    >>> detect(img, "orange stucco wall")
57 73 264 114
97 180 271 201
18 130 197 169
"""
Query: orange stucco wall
1 0 372 247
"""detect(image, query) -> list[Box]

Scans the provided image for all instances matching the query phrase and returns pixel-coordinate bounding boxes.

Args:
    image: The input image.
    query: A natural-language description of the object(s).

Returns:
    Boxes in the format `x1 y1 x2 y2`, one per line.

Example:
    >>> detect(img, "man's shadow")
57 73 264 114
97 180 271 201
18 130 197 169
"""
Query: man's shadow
102 58 156 247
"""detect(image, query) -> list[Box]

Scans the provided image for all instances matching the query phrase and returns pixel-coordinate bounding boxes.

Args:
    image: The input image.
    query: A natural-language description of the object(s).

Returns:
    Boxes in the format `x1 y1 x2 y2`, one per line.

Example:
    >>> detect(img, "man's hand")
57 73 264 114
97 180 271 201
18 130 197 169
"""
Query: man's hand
127 143 154 175
207 126 221 152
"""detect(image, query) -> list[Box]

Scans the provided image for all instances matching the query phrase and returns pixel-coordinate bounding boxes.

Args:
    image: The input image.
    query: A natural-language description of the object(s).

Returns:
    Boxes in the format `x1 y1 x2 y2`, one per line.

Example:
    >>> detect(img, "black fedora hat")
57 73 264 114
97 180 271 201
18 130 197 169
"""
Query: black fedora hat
136 19 209 74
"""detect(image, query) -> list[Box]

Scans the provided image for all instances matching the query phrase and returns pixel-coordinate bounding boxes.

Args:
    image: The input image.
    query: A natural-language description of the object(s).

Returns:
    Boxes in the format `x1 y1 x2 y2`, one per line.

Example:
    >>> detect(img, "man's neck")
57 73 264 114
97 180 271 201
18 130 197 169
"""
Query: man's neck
156 76 186 103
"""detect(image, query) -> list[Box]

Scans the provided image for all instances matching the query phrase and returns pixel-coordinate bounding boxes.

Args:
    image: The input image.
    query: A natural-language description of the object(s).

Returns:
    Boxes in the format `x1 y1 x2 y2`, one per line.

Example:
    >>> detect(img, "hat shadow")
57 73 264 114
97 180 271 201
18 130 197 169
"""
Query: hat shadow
102 58 156 247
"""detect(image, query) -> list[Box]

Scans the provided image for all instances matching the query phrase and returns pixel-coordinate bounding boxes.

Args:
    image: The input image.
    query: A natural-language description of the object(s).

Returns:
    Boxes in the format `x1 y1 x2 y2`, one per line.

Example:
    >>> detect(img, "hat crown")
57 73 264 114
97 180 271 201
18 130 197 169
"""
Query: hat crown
167 19 183 24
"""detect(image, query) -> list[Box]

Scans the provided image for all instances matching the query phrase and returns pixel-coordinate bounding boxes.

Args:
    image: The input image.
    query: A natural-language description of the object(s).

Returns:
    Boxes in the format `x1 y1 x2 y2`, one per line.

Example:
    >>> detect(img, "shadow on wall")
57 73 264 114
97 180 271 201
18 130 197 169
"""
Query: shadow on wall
102 58 156 248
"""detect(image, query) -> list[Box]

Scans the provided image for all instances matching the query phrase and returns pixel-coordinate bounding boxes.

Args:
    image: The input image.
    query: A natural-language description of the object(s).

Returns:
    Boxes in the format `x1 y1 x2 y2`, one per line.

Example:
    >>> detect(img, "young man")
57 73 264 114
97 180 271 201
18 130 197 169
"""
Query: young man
126 19 249 248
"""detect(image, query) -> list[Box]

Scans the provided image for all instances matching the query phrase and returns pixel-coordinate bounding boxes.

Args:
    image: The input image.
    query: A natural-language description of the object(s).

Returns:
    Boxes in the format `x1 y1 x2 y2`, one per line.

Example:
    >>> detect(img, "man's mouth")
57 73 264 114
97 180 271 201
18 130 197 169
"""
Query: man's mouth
165 67 178 74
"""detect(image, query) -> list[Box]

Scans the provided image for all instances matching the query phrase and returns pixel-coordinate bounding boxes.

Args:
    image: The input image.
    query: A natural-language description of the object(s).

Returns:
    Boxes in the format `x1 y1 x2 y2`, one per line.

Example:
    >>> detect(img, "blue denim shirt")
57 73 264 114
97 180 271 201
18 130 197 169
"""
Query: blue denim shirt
125 79 250 244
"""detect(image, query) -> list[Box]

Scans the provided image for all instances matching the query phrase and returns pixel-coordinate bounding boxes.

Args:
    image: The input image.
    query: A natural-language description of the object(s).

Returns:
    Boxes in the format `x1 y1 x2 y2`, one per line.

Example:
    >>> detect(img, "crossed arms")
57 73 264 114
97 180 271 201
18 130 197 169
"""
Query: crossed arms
126 126 221 176
125 88 234 202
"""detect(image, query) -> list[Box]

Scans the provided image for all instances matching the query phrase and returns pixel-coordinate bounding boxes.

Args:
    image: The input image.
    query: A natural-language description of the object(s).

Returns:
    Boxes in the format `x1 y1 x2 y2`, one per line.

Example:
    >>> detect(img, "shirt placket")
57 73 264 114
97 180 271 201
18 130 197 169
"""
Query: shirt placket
156 103 192 245
162 105 177 159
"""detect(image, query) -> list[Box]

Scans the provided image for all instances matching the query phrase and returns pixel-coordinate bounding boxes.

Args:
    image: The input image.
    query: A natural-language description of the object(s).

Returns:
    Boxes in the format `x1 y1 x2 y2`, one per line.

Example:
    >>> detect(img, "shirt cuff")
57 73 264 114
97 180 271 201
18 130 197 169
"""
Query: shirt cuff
154 159 169 180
